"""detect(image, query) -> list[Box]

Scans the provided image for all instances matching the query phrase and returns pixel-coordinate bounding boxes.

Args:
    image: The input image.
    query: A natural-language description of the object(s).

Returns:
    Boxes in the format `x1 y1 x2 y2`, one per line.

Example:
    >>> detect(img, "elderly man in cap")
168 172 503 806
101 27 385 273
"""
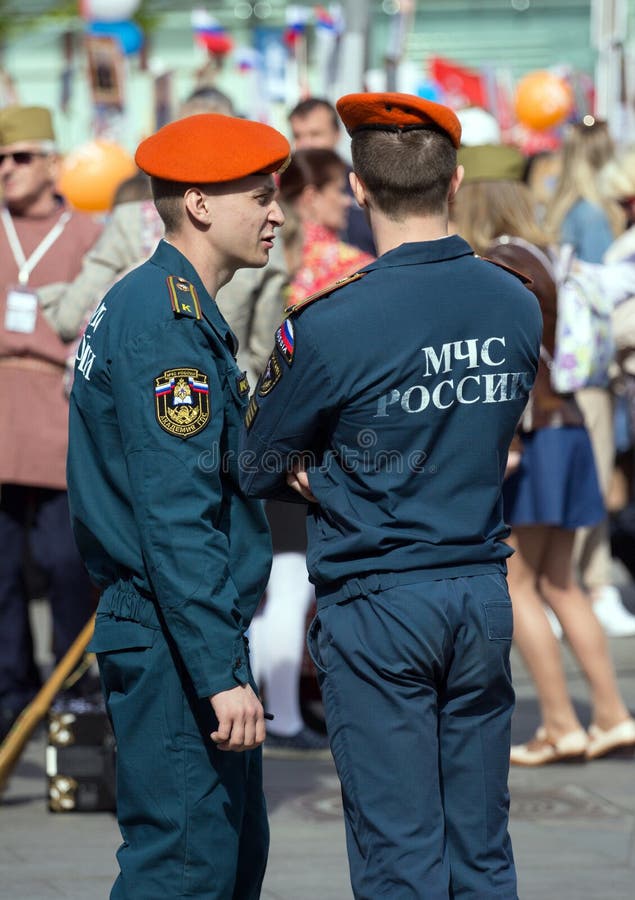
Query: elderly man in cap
66 113 288 899
242 93 543 898
0 105 102 739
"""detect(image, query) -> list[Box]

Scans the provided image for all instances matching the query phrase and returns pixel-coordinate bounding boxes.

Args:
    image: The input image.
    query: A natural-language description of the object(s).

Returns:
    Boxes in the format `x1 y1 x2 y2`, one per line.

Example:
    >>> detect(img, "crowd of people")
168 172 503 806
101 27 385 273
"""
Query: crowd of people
452 139 635 764
1 82 635 899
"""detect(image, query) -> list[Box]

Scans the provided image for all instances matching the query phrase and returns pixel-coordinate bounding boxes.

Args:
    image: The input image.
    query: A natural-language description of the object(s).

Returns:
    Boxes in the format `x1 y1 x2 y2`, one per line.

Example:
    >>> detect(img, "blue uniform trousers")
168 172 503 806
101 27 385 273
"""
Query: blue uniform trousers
0 485 93 711
91 590 268 900
309 571 517 900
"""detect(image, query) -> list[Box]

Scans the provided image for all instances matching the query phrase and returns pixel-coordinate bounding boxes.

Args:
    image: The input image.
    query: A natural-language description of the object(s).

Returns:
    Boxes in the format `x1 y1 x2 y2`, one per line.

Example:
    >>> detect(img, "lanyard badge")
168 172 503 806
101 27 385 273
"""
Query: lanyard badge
4 286 38 333
1 206 72 334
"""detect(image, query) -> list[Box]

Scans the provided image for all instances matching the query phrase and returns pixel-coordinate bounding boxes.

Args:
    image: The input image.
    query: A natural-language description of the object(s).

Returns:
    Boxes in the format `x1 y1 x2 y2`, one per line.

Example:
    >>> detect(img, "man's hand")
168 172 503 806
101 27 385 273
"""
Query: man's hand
209 684 265 752
286 463 317 502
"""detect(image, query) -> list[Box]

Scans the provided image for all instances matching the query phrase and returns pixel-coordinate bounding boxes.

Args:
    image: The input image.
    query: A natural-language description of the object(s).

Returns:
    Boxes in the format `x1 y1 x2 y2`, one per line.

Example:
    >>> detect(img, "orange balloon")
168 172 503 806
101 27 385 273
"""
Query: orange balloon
58 140 137 212
515 71 574 132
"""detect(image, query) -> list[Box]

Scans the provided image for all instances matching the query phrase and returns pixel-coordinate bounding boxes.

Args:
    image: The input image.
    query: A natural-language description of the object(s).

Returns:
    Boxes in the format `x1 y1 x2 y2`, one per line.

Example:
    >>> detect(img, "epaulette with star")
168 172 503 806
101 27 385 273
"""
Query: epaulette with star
166 275 202 319
479 256 533 287
285 271 366 316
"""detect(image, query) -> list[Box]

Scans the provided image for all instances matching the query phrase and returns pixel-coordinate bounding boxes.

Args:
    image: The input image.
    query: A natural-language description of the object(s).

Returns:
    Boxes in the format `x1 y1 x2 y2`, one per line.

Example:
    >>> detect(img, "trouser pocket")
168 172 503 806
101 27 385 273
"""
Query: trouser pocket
306 612 329 675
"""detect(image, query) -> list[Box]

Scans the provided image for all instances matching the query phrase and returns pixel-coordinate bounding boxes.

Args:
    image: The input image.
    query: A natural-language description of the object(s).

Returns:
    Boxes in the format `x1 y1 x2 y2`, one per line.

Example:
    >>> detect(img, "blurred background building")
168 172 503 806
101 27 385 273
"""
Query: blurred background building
0 1 632 152
0 1 631 216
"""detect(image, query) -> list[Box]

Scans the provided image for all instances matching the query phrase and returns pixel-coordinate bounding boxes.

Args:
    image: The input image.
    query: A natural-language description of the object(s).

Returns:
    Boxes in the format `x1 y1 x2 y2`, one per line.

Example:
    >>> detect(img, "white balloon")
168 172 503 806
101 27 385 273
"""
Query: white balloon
456 107 502 147
83 0 141 22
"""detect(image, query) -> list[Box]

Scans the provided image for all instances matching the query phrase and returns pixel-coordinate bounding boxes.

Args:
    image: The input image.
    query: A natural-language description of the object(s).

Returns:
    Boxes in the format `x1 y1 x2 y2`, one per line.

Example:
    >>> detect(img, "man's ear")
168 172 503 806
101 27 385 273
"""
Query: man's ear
448 165 464 203
349 171 368 208
183 187 212 225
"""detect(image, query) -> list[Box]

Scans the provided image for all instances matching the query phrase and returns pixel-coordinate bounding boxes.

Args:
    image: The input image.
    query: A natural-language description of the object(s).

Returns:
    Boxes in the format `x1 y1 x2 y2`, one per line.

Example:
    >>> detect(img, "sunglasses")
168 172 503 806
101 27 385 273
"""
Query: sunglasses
0 151 47 166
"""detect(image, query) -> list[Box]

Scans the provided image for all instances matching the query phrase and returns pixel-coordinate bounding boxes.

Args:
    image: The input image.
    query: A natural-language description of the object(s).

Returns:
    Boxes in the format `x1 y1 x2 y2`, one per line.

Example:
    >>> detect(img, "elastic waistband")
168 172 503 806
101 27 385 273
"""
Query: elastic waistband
99 579 161 629
315 563 505 609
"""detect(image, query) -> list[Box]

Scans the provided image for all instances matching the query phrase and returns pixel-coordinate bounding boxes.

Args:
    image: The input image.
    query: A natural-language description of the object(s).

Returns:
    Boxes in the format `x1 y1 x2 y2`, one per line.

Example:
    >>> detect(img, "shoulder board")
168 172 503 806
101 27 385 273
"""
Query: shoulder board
166 275 202 319
285 271 366 316
479 255 533 287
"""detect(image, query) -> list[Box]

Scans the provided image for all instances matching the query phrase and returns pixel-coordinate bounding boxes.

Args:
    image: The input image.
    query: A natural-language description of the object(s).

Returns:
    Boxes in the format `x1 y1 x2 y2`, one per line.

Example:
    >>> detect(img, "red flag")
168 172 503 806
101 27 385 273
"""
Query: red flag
429 57 487 108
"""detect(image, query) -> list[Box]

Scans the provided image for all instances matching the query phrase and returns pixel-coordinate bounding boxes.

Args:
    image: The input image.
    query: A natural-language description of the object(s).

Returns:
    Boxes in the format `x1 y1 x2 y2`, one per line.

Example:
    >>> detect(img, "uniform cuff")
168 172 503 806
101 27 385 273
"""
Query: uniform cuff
194 636 250 699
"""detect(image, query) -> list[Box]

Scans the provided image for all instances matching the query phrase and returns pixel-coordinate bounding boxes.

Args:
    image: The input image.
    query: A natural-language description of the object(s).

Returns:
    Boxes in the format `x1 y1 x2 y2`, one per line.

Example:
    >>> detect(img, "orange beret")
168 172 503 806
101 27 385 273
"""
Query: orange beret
336 92 461 149
135 114 291 183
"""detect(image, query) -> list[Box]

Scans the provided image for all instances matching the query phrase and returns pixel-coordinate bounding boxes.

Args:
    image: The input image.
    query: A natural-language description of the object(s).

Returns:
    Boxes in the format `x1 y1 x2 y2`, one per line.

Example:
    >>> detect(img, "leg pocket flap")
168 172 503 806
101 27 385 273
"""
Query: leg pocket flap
88 618 156 653
484 602 514 641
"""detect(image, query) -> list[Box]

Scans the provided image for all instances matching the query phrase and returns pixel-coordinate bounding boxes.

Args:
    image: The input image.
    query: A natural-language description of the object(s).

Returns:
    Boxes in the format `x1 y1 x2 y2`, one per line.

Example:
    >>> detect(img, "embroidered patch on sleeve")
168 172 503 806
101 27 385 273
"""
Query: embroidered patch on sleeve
245 395 259 431
155 367 210 439
166 276 202 319
257 350 282 397
275 318 295 366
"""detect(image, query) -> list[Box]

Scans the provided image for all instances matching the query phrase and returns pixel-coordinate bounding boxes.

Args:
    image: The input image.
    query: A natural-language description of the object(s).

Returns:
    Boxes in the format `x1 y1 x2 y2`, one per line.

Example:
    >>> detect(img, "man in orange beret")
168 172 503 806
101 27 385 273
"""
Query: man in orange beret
242 92 543 898
67 113 289 899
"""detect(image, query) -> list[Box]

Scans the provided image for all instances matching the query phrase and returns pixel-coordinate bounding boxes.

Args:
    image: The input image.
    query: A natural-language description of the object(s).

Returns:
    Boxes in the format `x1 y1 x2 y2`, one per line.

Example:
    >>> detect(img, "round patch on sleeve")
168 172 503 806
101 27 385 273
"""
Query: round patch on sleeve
154 367 210 439
275 318 295 366
257 350 283 396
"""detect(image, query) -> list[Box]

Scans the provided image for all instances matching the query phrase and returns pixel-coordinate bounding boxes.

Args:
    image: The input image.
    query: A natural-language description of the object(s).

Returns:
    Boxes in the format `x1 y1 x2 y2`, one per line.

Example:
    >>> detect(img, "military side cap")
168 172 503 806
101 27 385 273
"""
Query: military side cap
0 106 55 146
458 144 526 183
336 92 461 149
135 114 291 183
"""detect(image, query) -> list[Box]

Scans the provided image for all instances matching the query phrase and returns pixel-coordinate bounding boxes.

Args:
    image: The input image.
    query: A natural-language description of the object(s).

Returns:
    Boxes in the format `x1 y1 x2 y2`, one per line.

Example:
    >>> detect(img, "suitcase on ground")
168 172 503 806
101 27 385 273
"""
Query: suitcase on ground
46 695 116 813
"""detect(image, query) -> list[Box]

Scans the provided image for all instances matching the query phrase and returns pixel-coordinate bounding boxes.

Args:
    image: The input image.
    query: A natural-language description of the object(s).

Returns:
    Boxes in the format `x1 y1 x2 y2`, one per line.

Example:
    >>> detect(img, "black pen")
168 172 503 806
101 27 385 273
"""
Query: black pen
264 712 275 721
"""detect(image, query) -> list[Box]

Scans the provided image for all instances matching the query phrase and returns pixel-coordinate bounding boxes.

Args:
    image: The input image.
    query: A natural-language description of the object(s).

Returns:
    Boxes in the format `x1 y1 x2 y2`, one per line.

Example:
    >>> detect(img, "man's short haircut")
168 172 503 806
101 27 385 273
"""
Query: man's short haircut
178 86 235 118
351 129 457 218
151 176 244 233
151 177 185 233
288 97 339 131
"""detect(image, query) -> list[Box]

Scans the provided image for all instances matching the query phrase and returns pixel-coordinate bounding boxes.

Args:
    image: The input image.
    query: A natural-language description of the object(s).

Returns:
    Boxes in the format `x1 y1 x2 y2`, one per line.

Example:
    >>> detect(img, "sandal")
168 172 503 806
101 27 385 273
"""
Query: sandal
510 726 588 766
586 719 635 760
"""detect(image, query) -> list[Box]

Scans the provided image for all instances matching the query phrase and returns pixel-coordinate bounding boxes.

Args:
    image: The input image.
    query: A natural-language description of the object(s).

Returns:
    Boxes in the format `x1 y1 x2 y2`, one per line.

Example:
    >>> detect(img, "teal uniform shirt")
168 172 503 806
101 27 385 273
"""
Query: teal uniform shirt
67 239 272 698
241 235 542 595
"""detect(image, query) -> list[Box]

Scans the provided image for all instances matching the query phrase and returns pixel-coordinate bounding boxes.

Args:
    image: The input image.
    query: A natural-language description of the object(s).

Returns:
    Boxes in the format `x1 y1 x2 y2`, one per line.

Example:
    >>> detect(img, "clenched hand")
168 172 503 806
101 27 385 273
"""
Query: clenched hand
210 683 266 751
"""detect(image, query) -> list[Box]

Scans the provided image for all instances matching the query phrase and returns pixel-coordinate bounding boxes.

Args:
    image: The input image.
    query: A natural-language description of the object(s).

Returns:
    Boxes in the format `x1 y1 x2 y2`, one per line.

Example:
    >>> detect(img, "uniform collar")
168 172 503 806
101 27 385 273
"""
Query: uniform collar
363 234 475 271
150 238 239 356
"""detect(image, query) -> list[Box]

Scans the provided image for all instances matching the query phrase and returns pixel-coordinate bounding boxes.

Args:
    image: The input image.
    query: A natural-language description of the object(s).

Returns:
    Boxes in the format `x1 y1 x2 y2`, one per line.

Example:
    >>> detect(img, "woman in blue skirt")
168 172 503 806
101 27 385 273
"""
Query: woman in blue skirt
453 144 635 764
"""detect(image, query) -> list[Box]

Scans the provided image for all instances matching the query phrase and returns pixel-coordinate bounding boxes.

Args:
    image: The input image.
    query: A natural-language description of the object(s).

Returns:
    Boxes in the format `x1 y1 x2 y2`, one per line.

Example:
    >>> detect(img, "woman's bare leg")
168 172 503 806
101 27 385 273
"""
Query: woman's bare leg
539 528 631 731
507 526 583 739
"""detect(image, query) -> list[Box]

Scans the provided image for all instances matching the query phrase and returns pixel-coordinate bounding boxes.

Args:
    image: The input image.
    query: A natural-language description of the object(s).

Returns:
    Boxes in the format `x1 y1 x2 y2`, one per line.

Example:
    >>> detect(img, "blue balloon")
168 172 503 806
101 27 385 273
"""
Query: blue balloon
416 81 441 102
87 20 144 55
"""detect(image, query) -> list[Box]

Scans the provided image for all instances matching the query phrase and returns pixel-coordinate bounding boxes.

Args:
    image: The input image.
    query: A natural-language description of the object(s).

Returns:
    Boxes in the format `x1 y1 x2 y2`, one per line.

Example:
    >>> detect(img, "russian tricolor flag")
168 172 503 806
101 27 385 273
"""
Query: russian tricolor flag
155 379 174 396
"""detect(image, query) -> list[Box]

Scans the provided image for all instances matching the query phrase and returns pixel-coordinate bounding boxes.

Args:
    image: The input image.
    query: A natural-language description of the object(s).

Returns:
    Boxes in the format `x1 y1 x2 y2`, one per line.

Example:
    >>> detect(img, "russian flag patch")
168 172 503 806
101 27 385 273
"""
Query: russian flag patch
275 319 295 366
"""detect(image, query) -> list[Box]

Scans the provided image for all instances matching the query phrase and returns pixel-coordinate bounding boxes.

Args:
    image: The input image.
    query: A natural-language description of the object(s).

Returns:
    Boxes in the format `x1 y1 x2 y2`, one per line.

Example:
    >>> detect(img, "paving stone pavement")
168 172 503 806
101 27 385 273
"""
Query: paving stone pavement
1 593 634 899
